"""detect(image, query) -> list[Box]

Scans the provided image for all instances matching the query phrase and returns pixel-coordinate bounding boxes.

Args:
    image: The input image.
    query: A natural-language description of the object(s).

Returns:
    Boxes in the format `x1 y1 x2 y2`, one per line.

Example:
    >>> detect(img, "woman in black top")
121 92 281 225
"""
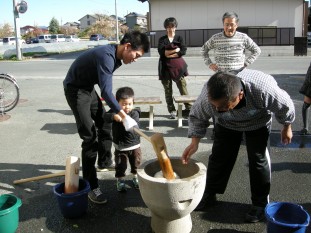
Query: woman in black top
158 17 192 119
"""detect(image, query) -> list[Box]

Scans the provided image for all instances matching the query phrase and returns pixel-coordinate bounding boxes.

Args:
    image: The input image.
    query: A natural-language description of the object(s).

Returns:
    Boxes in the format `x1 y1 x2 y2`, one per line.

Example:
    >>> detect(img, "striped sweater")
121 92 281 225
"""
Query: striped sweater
201 31 261 71
188 69 295 138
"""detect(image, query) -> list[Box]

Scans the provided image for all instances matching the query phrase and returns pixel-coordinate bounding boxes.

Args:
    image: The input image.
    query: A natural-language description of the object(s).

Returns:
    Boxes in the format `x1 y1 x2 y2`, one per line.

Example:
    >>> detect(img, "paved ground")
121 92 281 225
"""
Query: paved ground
0 54 310 233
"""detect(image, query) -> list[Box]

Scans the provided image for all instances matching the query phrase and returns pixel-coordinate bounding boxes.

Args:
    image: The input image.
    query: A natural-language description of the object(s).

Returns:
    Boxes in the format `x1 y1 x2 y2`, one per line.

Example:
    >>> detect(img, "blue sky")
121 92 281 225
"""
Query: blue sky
0 0 149 27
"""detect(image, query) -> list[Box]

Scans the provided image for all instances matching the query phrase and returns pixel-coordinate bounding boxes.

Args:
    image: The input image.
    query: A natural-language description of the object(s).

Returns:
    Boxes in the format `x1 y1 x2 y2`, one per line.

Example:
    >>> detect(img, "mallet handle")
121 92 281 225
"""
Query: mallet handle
13 171 65 184
133 127 151 142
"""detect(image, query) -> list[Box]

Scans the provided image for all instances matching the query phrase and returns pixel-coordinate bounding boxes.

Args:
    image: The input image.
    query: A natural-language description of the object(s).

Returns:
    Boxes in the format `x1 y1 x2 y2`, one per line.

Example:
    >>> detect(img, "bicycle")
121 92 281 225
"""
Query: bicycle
0 73 20 114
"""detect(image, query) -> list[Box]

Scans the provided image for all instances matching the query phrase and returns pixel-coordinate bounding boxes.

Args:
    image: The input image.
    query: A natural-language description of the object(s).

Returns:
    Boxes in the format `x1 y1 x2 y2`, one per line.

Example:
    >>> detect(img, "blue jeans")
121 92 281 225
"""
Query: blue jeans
206 124 271 207
64 86 112 189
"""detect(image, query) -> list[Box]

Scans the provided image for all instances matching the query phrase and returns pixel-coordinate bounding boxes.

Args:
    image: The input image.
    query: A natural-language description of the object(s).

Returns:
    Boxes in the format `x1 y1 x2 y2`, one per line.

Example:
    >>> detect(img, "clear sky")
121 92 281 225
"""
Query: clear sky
0 0 149 27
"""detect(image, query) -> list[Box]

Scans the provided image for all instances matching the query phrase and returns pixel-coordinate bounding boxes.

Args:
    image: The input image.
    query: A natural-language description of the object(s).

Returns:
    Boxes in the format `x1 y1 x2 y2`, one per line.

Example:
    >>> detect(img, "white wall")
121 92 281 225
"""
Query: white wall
149 0 303 36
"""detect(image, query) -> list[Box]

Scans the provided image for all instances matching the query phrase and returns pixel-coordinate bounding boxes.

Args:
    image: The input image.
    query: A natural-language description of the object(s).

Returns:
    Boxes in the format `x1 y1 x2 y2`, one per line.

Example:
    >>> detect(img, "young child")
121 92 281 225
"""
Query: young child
105 87 141 192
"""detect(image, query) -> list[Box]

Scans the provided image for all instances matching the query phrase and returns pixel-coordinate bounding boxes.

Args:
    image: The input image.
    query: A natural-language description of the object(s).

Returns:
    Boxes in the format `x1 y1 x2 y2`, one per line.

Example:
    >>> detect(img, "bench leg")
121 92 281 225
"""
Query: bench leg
149 105 154 130
177 104 183 127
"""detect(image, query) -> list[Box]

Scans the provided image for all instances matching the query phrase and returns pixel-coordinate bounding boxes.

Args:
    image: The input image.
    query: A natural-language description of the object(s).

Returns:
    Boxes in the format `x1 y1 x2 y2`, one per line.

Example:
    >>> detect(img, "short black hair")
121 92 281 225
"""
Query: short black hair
116 87 135 102
120 30 150 53
163 17 178 28
207 72 242 102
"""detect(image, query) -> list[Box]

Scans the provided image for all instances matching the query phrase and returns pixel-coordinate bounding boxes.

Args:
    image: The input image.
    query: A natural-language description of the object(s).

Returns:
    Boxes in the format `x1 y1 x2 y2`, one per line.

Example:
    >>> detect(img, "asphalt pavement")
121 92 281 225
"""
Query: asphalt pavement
0 52 310 233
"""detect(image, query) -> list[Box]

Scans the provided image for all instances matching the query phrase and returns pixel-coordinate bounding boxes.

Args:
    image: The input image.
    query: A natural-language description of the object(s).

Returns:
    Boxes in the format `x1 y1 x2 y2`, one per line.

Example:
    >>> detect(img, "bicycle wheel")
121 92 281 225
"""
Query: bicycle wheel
0 74 20 113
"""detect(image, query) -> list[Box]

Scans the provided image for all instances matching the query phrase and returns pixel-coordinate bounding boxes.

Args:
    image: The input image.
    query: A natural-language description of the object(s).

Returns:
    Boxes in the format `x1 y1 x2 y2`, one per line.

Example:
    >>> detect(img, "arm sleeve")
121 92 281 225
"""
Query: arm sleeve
188 83 212 138
158 37 166 57
131 109 140 127
261 76 295 125
97 54 121 113
177 35 187 56
201 37 214 67
244 36 261 66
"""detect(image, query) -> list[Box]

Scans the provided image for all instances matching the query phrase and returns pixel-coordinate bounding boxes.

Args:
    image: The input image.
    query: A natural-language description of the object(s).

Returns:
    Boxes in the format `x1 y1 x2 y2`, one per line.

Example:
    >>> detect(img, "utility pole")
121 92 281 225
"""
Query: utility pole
12 0 22 60
115 0 119 43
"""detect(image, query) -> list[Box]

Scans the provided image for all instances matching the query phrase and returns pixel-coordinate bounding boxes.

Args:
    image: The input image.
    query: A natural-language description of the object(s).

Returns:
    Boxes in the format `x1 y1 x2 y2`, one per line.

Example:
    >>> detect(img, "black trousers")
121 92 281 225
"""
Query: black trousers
206 124 271 207
64 86 112 190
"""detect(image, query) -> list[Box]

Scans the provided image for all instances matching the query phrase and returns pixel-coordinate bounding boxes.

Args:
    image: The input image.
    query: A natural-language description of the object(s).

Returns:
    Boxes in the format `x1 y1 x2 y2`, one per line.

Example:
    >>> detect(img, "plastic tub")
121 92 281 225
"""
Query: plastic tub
0 194 22 233
265 202 310 233
53 178 90 218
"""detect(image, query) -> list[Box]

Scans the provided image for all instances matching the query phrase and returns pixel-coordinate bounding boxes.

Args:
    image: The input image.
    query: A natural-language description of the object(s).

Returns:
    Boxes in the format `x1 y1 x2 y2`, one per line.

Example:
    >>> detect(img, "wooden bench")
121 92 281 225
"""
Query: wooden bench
173 95 197 127
134 97 162 130
102 97 162 130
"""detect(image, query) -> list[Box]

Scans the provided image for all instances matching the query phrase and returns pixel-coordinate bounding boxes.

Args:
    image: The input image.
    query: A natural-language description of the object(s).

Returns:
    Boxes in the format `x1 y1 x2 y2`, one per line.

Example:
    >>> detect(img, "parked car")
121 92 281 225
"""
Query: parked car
26 37 39 44
50 34 66 43
307 32 311 45
65 35 80 42
3 37 25 45
90 34 104 41
38 34 51 43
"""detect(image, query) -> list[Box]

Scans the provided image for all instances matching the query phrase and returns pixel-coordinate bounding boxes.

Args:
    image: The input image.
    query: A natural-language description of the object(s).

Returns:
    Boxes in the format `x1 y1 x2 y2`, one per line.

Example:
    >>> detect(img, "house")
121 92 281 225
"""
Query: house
78 14 105 31
78 14 121 31
138 0 308 47
124 12 147 32
63 22 80 29
110 15 126 24
20 25 49 36
20 25 36 35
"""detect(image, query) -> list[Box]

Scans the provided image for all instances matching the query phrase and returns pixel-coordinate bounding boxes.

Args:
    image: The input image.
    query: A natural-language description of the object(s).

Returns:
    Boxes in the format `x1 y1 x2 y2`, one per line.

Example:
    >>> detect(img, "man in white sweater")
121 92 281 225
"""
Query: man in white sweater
201 12 261 72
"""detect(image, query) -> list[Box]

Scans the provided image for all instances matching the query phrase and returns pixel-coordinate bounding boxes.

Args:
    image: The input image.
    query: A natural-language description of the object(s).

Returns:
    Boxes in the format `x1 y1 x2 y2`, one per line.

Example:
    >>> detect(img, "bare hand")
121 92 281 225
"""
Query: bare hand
281 125 292 145
113 114 122 122
209 64 218 72
182 142 199 164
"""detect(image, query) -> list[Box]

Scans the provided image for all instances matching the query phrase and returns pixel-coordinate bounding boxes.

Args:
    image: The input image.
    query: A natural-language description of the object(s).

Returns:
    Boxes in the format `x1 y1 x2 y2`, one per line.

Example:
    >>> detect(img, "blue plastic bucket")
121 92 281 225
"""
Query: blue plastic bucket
53 178 90 218
265 202 310 233
0 194 22 233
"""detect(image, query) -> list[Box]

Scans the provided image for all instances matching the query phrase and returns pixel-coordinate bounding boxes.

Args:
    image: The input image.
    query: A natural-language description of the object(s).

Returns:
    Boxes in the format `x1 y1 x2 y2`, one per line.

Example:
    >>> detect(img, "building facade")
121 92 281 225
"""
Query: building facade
139 0 308 47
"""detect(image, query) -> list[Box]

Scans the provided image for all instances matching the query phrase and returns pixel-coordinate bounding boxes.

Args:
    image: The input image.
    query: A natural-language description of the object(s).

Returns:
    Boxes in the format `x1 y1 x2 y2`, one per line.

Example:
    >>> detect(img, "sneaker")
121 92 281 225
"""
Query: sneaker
245 205 265 223
88 188 108 204
132 177 139 189
300 128 309 135
117 179 127 192
195 193 217 211
96 162 115 172
169 111 177 119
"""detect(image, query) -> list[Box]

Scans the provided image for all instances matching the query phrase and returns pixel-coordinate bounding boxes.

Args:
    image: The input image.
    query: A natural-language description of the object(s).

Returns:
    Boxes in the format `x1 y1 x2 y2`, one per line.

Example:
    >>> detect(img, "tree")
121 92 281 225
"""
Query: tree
0 23 14 38
59 26 79 35
87 13 128 39
49 17 60 34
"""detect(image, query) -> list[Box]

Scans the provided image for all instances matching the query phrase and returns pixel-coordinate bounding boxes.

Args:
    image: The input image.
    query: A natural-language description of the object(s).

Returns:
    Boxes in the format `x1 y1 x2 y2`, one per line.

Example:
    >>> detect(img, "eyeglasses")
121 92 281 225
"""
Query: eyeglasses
224 23 237 28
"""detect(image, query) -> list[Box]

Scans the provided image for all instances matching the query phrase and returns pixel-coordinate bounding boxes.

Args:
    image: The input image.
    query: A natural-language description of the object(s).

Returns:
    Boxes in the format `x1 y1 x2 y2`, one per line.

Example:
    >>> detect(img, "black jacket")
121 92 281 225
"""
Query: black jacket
158 34 188 80
105 109 140 150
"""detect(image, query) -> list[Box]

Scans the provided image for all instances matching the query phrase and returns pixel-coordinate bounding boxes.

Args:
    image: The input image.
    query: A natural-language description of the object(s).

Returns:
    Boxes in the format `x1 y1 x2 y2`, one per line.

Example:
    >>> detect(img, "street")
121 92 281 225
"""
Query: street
0 53 310 233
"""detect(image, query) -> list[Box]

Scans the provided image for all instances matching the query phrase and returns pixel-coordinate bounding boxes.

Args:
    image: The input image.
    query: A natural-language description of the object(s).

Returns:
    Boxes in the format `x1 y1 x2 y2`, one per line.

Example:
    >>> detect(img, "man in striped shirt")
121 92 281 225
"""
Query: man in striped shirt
182 69 294 223
201 12 261 72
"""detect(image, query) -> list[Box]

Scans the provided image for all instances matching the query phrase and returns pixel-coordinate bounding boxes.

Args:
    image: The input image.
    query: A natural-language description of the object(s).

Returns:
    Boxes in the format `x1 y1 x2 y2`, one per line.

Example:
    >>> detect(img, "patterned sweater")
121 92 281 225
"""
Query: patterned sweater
188 69 295 138
201 31 261 71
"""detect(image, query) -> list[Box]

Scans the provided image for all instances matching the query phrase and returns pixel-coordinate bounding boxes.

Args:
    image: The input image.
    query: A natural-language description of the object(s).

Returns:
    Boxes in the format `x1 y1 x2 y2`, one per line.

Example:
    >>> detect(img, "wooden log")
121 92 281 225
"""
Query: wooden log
150 133 175 180
64 156 80 194
133 128 175 180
